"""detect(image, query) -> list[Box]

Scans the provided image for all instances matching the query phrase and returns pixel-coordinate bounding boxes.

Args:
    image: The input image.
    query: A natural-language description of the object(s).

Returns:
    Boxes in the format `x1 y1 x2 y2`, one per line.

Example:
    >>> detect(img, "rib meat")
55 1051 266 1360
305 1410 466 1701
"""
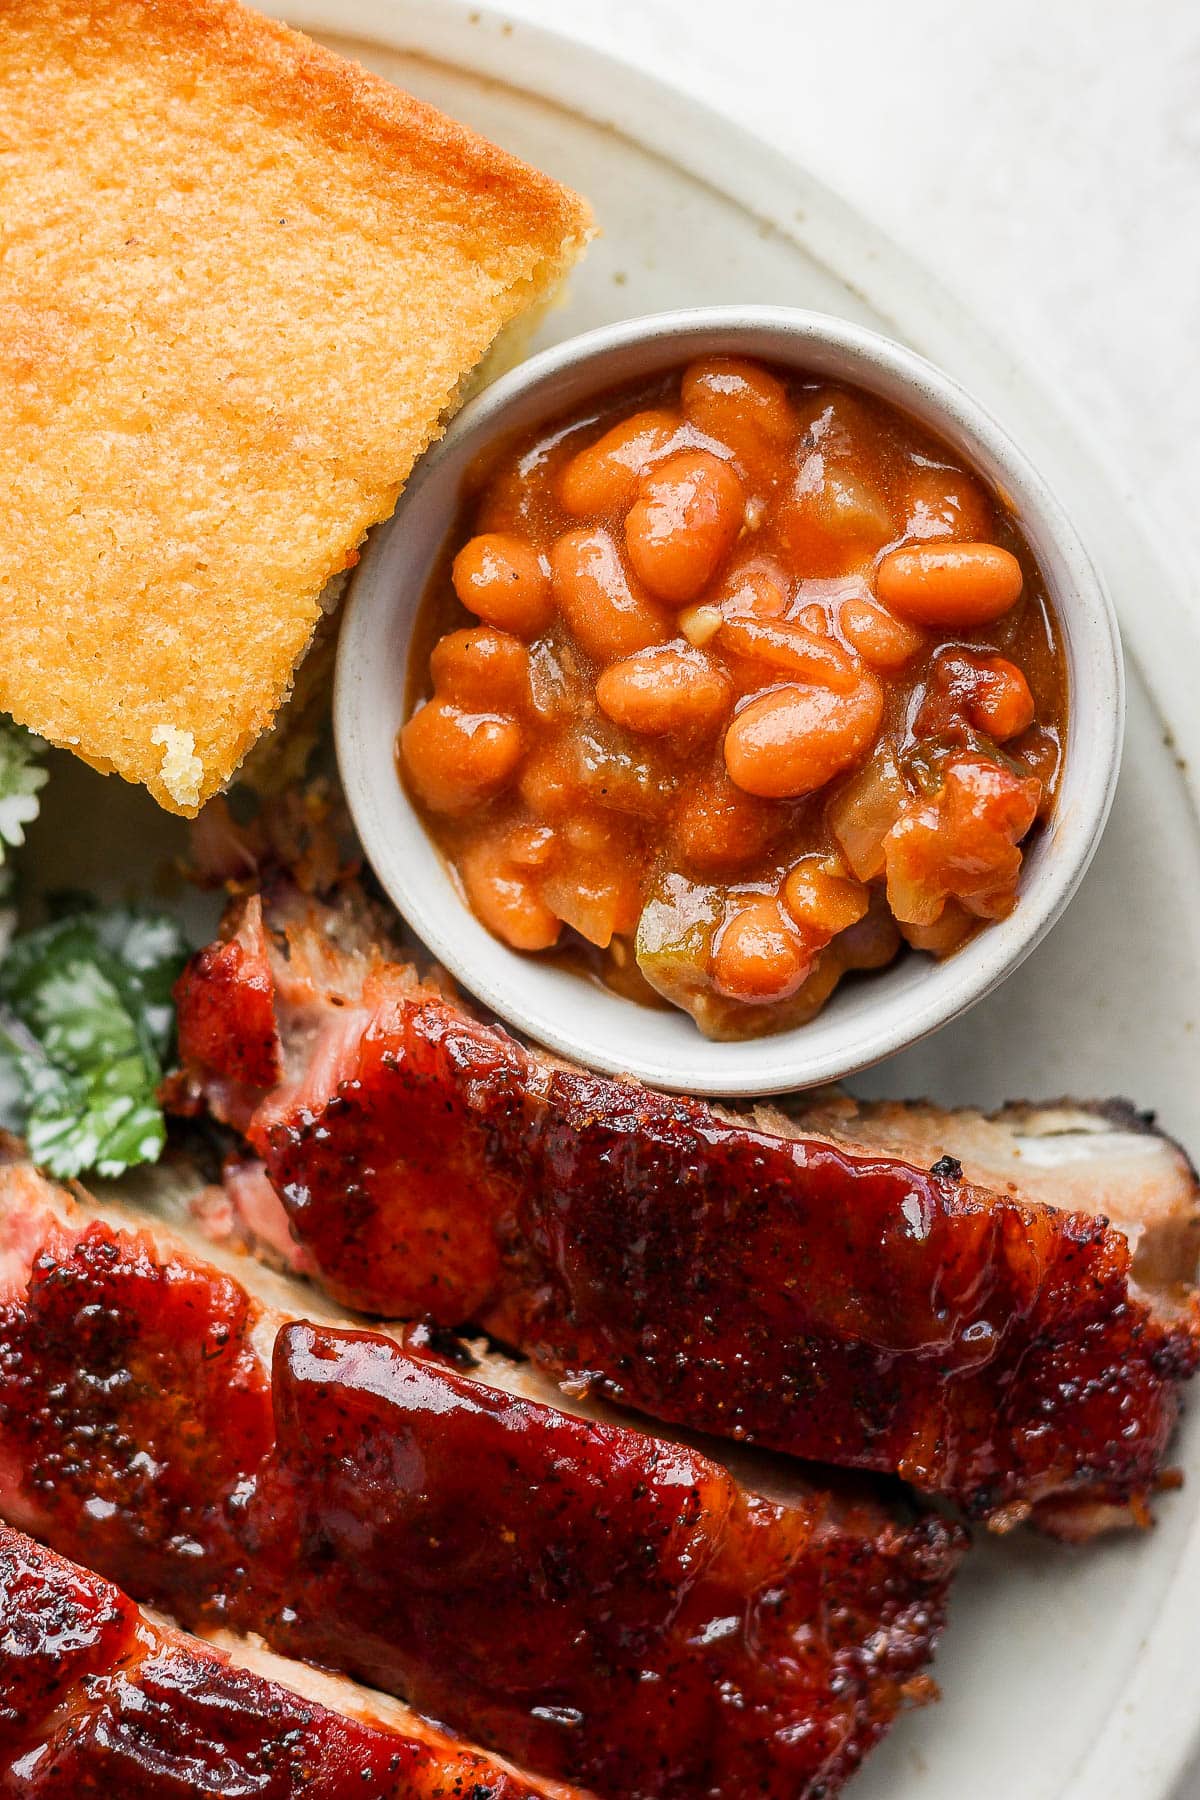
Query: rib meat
168 886 1200 1533
0 1523 574 1799
0 1150 960 1800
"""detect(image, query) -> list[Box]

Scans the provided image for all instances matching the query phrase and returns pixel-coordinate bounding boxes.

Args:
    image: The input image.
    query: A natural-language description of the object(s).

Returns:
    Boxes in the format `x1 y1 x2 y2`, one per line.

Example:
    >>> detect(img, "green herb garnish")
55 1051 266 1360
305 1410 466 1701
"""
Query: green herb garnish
0 904 190 1179
0 719 48 866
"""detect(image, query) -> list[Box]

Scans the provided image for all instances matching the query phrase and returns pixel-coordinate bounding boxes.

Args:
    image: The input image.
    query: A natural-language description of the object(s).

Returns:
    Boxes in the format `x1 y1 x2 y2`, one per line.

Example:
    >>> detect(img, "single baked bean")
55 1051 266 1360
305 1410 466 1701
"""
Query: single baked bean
596 645 731 738
724 672 883 799
558 409 681 517
716 561 789 618
914 648 1024 741
507 823 556 868
835 900 904 971
550 527 672 663
451 532 553 637
783 858 870 935
794 600 832 633
794 387 882 461
711 898 812 1003
669 768 780 873
837 595 925 670
625 450 745 604
518 738 575 816
898 899 976 958
681 357 795 472
400 700 522 815
876 542 1023 626
460 839 561 951
964 656 1036 741
904 464 993 542
718 615 859 693
429 626 530 710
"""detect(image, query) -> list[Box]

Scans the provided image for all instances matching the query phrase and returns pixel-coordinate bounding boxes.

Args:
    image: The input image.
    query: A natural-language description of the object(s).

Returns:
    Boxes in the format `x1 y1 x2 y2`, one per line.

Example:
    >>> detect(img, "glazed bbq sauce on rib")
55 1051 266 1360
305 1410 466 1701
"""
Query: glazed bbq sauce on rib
0 1525 564 1800
169 890 1200 1528
0 1167 961 1800
267 1324 957 1800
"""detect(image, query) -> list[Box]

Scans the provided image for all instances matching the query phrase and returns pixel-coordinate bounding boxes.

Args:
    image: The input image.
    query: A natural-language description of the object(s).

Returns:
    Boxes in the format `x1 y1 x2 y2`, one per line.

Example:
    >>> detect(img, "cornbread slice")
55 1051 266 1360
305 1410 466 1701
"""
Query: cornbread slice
0 0 591 813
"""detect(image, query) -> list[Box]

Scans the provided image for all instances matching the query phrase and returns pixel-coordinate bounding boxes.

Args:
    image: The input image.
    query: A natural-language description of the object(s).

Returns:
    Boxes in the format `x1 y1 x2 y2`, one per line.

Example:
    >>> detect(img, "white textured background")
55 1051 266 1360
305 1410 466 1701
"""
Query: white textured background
498 0 1200 606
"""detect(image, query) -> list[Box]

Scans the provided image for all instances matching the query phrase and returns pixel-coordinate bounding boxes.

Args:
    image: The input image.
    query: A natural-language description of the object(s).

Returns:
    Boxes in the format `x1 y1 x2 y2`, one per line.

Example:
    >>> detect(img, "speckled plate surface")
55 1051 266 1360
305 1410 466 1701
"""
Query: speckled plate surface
36 5 1200 1795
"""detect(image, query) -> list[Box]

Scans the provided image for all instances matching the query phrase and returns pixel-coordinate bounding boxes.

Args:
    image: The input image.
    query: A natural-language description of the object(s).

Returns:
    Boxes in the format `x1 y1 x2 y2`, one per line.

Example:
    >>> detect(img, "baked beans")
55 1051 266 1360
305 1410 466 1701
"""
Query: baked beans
400 357 1067 1038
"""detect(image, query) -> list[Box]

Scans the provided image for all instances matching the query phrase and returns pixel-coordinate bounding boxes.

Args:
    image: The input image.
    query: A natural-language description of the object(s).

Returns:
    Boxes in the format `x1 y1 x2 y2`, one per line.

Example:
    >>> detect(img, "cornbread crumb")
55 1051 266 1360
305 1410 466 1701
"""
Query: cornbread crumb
0 0 591 813
150 727 205 813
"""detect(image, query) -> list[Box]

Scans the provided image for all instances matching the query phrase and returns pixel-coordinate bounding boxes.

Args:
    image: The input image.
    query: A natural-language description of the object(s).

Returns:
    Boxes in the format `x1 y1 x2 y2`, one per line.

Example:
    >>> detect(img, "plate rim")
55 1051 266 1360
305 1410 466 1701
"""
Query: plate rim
266 5 1200 1793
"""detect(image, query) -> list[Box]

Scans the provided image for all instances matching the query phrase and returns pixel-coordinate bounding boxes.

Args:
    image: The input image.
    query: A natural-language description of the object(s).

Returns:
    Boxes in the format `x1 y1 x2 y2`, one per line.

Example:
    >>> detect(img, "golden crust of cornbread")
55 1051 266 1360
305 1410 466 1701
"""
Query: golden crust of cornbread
0 0 591 813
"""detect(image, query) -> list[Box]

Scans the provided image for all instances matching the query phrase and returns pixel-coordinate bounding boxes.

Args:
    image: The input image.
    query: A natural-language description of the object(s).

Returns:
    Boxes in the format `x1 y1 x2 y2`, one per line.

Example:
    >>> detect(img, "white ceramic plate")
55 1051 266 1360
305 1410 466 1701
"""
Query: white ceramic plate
33 6 1200 1797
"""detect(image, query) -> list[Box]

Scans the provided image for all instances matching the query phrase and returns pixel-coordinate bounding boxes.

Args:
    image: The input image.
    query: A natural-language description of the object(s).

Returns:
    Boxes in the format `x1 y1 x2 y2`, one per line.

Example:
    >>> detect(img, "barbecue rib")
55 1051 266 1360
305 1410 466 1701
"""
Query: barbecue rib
168 885 1200 1533
0 1150 961 1800
0 1523 574 1799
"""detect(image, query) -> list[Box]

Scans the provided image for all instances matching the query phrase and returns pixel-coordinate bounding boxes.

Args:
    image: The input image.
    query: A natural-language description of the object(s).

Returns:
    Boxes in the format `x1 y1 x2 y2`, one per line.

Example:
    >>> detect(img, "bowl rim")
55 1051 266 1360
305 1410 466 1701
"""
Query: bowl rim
334 304 1125 1096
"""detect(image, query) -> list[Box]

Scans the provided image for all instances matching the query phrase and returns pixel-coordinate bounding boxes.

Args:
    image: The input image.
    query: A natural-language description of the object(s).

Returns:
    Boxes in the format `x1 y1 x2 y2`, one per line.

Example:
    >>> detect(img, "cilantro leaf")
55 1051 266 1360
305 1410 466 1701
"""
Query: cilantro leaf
0 905 190 1180
0 719 48 866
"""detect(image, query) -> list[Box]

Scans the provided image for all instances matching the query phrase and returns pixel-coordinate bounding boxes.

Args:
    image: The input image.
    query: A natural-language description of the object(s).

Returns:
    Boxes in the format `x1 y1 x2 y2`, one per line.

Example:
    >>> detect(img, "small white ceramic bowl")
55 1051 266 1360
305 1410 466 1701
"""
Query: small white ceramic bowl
335 306 1123 1096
